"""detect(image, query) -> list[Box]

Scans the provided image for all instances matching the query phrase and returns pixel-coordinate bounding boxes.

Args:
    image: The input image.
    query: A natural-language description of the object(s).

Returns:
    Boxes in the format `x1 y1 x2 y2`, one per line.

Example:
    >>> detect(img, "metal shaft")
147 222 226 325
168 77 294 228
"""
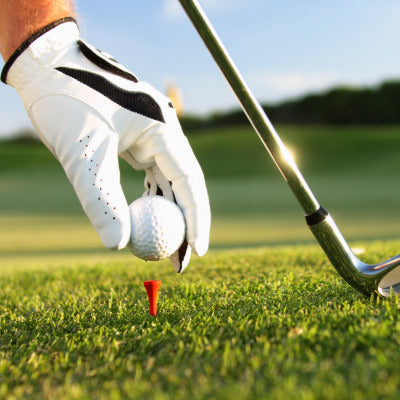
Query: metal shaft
178 0 319 215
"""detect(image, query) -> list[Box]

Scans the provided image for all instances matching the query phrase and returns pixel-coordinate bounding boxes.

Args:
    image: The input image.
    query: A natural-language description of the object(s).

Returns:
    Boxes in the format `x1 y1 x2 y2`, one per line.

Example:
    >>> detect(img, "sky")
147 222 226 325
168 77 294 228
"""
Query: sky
0 0 400 137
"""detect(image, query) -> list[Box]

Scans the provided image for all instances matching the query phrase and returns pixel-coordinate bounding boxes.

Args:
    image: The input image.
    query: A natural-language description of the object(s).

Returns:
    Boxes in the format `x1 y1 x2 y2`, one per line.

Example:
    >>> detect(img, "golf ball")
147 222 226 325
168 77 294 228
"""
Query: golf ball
128 195 185 261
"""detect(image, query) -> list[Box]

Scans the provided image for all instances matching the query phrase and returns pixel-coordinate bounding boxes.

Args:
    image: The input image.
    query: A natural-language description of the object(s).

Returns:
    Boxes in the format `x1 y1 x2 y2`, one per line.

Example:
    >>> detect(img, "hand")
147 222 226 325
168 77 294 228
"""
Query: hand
1 18 211 273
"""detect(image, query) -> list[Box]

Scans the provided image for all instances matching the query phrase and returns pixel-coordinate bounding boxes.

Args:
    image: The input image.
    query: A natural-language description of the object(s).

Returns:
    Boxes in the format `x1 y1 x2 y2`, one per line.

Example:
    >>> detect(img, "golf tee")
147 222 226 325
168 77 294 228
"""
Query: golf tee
143 280 161 318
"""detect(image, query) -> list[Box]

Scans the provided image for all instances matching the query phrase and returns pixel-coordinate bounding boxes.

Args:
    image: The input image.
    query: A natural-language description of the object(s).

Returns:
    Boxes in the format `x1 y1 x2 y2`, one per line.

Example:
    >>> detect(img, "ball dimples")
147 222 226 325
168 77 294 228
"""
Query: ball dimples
129 195 185 261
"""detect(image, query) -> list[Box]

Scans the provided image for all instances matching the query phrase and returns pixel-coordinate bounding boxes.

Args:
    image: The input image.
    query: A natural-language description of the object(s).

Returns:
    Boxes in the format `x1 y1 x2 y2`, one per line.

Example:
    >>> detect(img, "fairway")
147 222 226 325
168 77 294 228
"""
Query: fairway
1 125 400 398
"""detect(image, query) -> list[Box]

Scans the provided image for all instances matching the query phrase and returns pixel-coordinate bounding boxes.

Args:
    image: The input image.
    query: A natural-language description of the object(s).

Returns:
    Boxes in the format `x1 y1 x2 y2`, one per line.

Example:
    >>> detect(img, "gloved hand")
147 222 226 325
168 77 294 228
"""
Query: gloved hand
1 17 211 273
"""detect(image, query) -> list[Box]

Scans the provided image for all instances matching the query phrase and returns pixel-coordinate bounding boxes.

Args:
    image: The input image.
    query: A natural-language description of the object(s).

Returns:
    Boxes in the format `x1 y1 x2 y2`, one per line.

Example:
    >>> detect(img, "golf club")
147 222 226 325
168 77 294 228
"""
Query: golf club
178 0 400 297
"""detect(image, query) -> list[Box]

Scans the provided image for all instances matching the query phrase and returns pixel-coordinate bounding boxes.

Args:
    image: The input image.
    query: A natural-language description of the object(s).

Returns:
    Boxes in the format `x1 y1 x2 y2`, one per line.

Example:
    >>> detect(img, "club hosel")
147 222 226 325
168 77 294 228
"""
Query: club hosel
306 207 373 295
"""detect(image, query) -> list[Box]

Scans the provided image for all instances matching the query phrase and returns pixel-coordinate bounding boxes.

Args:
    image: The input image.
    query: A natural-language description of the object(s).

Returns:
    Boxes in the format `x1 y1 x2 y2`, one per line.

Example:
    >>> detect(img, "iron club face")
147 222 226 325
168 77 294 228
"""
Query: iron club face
307 207 400 297
178 0 400 297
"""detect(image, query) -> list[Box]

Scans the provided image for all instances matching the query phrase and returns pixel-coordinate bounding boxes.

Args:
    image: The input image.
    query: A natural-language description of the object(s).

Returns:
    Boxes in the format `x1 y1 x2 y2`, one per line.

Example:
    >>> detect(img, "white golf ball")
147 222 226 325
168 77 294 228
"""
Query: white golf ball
128 195 185 261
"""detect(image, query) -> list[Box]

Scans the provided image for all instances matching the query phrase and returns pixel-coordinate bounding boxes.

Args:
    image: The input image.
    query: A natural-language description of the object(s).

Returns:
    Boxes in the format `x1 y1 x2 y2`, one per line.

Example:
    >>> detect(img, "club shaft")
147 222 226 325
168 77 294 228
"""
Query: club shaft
178 0 319 214
179 0 400 297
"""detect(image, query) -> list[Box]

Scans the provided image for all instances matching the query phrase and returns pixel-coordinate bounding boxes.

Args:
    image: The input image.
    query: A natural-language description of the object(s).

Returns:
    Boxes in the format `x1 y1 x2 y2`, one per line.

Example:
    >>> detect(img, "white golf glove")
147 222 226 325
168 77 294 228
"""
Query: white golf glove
1 18 211 273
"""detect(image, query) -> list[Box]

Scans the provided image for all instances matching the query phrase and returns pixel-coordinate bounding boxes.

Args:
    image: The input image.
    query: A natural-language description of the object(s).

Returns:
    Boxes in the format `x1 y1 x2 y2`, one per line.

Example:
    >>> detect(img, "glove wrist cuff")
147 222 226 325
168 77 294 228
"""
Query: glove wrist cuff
1 17 79 87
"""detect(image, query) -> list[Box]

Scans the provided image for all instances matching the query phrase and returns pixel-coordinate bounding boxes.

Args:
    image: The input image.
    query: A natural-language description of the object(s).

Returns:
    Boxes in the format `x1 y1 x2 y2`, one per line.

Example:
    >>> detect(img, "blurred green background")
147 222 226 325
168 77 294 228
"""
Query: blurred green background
1 124 400 269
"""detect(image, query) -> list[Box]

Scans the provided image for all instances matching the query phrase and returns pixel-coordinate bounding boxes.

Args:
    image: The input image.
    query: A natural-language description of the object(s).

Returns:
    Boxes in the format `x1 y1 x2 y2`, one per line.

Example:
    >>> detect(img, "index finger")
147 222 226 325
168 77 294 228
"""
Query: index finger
154 132 211 256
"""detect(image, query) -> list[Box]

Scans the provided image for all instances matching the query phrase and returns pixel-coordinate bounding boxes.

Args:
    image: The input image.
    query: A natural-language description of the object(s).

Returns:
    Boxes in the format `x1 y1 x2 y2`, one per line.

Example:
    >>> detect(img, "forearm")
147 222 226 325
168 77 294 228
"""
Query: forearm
0 0 76 61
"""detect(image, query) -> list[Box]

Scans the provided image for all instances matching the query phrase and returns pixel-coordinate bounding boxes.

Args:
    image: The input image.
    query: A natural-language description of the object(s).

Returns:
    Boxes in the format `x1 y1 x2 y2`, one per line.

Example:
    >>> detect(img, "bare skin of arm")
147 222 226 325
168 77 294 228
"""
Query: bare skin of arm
0 0 76 61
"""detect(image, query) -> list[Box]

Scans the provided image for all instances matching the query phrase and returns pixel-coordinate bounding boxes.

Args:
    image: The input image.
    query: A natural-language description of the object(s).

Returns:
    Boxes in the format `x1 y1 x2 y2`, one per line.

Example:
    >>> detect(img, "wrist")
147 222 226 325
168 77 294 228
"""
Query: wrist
0 0 77 61
1 17 79 87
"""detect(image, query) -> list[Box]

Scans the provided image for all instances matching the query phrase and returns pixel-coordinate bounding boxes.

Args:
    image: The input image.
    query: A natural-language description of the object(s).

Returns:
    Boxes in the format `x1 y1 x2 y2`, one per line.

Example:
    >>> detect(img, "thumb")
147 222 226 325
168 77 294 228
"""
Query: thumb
30 96 131 249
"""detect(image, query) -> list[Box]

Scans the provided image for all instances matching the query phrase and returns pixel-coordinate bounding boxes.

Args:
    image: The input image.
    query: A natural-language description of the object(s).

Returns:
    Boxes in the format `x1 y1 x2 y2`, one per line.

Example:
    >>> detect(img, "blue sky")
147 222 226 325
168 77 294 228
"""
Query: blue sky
1 0 400 136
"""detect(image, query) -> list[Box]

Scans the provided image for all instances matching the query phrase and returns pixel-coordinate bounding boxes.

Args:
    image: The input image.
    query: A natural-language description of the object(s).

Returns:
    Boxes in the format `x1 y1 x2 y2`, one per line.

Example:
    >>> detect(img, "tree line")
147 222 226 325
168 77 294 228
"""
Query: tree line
181 80 400 129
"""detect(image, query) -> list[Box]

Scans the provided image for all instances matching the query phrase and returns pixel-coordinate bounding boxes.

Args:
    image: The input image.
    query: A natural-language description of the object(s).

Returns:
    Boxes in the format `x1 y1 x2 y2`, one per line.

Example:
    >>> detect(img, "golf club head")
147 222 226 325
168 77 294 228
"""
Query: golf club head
307 207 400 297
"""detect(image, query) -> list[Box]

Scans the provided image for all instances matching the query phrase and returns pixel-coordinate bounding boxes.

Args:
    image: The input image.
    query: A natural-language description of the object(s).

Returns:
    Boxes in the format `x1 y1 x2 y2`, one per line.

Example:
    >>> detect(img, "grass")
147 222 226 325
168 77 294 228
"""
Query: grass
1 124 400 398
2 244 400 399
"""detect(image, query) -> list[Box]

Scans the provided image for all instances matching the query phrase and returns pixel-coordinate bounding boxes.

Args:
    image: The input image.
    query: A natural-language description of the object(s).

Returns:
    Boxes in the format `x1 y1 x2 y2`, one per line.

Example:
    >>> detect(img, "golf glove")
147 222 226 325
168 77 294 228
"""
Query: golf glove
1 17 211 273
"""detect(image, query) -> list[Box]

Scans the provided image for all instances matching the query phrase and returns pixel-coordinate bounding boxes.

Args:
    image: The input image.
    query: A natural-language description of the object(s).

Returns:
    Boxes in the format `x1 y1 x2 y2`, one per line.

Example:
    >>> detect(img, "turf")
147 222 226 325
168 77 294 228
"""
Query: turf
1 125 400 398
2 244 400 399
